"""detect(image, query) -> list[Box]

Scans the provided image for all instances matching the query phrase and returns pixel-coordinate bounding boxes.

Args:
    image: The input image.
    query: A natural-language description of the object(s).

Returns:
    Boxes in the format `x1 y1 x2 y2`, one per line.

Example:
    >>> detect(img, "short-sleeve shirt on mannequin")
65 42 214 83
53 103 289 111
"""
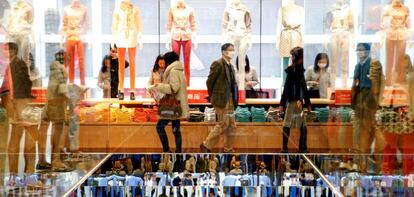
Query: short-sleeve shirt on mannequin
167 4 197 41
6 1 33 35
62 4 88 39
112 3 142 48
222 4 251 38
383 5 410 41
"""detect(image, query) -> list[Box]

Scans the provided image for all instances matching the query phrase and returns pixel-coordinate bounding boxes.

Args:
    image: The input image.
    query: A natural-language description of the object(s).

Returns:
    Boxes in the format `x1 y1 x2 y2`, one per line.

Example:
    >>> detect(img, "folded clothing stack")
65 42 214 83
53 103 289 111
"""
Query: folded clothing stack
251 107 266 122
266 107 283 122
94 103 110 122
133 108 148 122
204 107 216 122
315 107 330 122
336 107 352 122
236 107 251 122
305 111 317 123
80 107 96 123
188 108 204 122
111 106 133 123
21 106 43 124
145 107 158 122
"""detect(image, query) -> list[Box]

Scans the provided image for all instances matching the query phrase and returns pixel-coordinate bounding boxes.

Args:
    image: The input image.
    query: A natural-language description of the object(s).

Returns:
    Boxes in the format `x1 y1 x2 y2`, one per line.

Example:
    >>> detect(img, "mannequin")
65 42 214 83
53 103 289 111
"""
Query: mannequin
222 0 252 90
166 0 197 86
382 0 410 86
5 0 33 68
326 0 354 87
112 0 143 100
61 0 88 85
276 0 304 83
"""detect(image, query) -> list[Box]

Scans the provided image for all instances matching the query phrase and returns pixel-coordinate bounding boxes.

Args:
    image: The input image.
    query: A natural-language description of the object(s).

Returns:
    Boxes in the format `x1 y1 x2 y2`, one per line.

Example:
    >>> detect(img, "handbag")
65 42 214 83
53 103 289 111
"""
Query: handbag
158 85 182 119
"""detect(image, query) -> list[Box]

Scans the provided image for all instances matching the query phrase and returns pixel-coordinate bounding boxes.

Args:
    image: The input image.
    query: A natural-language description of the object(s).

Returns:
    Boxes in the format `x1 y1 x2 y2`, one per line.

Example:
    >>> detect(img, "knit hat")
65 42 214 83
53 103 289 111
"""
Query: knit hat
55 50 65 64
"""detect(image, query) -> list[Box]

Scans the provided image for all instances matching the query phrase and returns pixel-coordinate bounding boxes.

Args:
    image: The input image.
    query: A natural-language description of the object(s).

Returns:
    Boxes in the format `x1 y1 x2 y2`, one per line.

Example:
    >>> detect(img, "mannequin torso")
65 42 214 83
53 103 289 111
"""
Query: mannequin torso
62 2 88 39
223 3 251 38
6 0 32 35
112 1 142 48
328 3 353 33
382 3 410 40
277 2 304 57
167 2 196 41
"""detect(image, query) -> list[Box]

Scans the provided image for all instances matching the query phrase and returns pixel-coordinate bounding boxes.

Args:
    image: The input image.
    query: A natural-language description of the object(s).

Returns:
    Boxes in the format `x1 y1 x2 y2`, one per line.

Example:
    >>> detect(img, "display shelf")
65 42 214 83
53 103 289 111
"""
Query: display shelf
78 121 355 153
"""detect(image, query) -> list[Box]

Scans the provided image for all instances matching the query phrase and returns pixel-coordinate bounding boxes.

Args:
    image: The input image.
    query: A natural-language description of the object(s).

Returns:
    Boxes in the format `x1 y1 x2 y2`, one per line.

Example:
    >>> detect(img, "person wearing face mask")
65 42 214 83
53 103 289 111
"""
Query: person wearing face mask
280 47 311 153
351 43 383 155
305 53 331 98
200 43 238 153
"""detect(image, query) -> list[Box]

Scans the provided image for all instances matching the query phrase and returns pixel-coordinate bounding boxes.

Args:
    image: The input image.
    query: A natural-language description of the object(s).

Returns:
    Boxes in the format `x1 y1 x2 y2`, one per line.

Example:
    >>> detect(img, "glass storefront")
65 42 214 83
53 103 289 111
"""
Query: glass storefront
0 0 413 196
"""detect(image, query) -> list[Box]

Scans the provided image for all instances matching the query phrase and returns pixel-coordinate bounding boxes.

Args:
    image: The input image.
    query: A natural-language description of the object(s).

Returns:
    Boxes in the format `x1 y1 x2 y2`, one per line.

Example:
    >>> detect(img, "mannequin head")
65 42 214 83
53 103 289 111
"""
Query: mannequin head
336 0 347 6
71 0 80 6
232 0 241 6
176 0 186 7
391 0 403 6
122 0 131 4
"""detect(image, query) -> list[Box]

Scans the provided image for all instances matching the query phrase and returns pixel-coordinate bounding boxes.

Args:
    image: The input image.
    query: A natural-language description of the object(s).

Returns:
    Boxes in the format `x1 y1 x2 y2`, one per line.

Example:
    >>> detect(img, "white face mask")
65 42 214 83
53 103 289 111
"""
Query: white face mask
318 63 327 68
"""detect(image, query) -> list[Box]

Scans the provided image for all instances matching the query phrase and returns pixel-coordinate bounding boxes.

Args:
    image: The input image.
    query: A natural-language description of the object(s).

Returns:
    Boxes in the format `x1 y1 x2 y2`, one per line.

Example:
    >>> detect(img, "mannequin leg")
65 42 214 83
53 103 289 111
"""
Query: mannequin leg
402 133 414 175
385 39 396 86
341 34 350 87
330 35 339 87
382 132 397 175
172 40 182 57
76 40 85 85
65 40 76 84
24 125 37 173
183 40 192 86
118 48 127 93
238 37 249 90
396 40 407 84
127 47 137 91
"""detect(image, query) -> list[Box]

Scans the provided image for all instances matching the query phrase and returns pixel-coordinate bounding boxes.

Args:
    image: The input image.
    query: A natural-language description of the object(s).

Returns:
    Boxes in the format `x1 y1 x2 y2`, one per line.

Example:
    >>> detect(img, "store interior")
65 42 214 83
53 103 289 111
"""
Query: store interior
0 0 414 196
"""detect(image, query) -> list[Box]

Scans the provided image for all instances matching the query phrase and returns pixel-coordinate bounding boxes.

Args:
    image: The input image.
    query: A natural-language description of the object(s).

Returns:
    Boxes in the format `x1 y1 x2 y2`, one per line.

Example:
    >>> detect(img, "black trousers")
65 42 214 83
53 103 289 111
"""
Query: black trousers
156 119 182 153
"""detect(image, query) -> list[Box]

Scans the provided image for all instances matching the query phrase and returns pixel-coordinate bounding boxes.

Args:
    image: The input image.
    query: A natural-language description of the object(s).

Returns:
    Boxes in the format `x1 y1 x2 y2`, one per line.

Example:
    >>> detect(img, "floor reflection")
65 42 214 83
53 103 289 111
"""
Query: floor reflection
0 154 109 197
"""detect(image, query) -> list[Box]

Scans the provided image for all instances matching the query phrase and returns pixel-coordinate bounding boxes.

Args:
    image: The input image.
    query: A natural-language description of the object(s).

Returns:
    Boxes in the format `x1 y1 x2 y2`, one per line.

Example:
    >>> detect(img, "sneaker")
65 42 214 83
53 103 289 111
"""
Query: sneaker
130 92 135 100
36 162 52 170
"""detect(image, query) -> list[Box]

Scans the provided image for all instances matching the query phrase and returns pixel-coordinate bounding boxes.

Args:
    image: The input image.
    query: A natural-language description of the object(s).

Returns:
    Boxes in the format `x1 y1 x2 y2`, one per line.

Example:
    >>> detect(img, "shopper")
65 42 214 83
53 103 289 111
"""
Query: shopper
42 50 71 171
109 44 129 98
149 51 189 153
236 55 259 98
200 43 238 153
1 42 40 186
98 55 111 98
305 53 331 98
280 47 311 153
148 55 166 86
351 43 382 153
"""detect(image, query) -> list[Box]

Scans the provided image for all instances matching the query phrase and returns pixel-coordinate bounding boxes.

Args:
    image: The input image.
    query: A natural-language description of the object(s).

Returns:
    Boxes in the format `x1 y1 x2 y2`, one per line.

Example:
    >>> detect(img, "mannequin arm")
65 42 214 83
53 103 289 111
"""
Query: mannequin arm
189 8 197 48
275 7 282 53
111 8 119 47
245 10 252 50
222 9 229 44
166 9 173 50
136 7 143 49
192 32 198 49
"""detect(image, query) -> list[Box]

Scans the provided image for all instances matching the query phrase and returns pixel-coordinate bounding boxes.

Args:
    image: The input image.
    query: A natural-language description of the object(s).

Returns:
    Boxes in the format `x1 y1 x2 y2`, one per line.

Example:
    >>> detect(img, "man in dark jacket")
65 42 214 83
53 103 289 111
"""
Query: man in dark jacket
200 43 238 153
1 42 38 180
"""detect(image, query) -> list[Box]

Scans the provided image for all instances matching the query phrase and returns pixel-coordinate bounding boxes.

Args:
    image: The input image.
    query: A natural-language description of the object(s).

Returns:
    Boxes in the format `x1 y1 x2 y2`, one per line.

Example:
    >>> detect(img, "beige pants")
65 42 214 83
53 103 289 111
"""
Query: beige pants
2 95 37 174
385 39 407 85
330 32 350 87
203 100 236 151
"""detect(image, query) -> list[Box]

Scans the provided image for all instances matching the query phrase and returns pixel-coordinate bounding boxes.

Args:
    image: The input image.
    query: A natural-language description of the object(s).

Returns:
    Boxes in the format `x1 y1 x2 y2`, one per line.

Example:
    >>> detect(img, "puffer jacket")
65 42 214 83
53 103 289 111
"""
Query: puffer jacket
152 61 189 119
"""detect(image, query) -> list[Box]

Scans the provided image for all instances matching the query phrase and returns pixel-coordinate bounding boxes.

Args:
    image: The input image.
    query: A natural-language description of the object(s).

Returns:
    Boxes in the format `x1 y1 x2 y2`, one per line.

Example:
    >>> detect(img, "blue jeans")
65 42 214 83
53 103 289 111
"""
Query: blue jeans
156 119 182 153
